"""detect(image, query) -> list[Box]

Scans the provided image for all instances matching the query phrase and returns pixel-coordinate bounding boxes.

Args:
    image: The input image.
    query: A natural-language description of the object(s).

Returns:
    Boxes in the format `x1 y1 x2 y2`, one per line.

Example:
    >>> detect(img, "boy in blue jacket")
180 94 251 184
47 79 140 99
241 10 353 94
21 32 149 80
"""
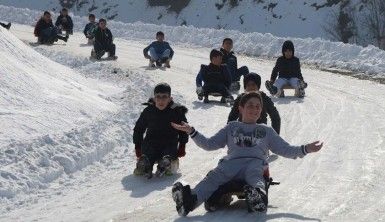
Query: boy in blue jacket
171 92 323 216
143 31 174 68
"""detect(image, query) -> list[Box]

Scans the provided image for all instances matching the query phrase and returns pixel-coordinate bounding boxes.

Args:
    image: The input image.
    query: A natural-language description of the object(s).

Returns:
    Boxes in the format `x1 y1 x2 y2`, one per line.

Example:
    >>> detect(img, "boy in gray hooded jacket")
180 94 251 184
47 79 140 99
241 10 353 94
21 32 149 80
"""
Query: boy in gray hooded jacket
171 92 323 216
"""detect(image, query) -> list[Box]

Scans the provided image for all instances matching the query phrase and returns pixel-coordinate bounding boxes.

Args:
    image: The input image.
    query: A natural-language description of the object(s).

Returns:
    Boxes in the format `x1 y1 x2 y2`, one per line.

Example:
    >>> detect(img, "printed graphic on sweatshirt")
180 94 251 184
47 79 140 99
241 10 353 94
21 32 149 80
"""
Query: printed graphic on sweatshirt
231 126 267 147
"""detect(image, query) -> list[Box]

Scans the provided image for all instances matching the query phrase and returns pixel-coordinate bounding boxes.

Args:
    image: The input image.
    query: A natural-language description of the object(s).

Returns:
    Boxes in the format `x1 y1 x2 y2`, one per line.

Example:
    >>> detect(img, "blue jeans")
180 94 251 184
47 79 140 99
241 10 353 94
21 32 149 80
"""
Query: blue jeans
149 48 171 61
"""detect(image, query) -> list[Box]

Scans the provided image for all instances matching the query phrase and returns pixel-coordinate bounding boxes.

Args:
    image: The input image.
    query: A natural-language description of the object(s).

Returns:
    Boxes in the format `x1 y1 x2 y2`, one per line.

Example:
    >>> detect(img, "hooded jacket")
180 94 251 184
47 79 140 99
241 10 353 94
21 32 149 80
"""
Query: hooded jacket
270 40 304 81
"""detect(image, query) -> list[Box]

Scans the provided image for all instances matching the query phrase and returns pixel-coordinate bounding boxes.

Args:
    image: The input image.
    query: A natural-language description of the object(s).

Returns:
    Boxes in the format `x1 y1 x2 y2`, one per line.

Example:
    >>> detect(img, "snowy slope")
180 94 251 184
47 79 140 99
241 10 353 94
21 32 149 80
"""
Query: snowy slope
1 21 385 222
1 5 385 79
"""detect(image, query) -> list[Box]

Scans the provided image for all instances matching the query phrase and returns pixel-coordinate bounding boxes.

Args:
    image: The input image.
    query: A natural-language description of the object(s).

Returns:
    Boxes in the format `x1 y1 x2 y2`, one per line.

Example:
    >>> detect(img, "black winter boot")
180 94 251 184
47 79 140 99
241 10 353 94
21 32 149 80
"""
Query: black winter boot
244 185 268 212
172 182 197 216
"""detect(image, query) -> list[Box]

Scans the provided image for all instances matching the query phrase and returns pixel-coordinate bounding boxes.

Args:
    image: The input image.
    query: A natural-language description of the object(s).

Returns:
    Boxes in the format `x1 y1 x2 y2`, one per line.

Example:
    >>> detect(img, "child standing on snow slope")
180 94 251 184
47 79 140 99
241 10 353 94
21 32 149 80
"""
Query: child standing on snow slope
171 92 323 216
143 31 174 68
265 40 307 98
133 83 189 178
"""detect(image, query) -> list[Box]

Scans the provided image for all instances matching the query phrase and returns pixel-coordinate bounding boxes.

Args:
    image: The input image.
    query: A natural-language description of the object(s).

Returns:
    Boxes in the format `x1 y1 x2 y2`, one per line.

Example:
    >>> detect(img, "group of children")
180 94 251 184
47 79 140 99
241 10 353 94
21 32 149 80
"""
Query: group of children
133 39 323 216
3 10 322 216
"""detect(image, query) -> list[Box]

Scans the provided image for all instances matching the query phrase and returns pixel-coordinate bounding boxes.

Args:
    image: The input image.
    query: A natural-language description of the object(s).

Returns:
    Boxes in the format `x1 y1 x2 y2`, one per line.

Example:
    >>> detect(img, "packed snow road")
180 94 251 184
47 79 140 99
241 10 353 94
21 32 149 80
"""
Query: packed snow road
1 24 385 222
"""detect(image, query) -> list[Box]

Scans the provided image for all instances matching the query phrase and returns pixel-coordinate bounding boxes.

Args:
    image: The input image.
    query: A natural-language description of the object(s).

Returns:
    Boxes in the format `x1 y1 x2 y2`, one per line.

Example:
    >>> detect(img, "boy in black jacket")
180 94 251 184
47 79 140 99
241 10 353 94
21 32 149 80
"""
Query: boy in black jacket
195 49 234 104
34 11 68 44
265 40 307 98
220 38 249 91
91 18 117 60
55 8 73 35
228 73 281 134
133 83 188 178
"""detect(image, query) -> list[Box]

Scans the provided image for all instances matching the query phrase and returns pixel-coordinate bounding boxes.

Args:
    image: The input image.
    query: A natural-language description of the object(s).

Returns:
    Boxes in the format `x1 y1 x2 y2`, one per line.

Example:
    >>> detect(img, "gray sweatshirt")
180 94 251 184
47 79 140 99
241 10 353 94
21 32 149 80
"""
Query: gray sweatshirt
190 121 307 161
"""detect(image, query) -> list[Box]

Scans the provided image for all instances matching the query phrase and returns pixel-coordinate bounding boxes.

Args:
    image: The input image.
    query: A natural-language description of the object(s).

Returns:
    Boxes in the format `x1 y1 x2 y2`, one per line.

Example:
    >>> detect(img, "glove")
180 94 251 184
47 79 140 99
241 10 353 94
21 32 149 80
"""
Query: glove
177 144 186 157
196 87 203 95
135 145 142 158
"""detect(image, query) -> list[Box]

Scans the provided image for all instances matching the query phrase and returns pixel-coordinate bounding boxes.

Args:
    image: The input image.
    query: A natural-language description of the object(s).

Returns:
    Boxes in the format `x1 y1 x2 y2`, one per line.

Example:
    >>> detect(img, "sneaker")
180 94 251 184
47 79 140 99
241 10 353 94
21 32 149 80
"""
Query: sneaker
265 80 278 95
203 96 209 103
276 90 285 98
149 59 156 68
172 182 197 216
244 185 268 212
107 55 118 60
155 155 172 177
164 59 171 68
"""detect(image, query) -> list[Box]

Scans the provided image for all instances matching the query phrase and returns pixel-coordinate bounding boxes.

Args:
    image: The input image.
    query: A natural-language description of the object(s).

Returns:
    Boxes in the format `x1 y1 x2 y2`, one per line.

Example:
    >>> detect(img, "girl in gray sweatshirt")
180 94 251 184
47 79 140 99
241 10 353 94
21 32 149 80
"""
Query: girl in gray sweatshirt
171 92 323 216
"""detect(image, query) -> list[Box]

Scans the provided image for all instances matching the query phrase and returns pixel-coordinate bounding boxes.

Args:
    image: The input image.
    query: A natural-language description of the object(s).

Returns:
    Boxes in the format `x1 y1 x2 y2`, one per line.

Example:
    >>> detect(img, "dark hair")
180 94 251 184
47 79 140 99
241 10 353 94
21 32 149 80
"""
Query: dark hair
243 73 261 89
61 8 68 12
43 11 51 16
156 31 164 37
99 18 106 23
154 83 171 95
222 38 233 45
89 14 95 18
210 49 223 61
282 40 295 55
239 92 263 109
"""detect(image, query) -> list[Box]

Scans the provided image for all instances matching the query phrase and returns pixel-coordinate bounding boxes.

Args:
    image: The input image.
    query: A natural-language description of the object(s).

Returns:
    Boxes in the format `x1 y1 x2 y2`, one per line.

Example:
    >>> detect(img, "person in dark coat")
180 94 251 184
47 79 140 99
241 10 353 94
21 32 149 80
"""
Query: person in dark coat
143 31 174 68
0 22 11 30
55 8 73 35
266 40 307 97
83 14 97 44
133 83 189 177
221 38 249 91
91 18 116 60
34 11 68 44
228 73 281 134
195 49 234 103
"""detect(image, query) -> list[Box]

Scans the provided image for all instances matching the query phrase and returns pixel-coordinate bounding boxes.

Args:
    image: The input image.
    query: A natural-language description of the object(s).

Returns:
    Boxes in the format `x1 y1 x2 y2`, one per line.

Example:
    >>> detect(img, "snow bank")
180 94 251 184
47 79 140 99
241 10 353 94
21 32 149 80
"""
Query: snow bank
1 5 385 77
0 25 125 202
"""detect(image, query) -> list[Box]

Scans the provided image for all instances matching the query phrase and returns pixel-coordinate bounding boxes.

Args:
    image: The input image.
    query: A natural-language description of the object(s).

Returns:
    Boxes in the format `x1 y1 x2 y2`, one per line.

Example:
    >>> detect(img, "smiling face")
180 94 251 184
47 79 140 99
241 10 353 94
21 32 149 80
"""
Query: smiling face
239 97 262 123
222 40 233 52
154 93 171 110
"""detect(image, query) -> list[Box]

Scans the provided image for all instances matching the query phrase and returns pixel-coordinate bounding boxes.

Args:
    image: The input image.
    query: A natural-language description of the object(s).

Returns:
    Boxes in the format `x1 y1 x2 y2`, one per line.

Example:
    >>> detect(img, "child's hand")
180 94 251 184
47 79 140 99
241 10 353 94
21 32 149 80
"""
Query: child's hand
171 122 193 134
306 141 323 153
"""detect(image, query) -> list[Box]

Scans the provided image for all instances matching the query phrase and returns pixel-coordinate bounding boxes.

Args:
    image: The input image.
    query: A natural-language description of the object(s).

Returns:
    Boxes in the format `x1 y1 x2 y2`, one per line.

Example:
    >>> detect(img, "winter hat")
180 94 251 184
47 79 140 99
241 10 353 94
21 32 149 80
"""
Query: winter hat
243 73 261 89
154 83 171 95
210 49 223 60
282 40 295 55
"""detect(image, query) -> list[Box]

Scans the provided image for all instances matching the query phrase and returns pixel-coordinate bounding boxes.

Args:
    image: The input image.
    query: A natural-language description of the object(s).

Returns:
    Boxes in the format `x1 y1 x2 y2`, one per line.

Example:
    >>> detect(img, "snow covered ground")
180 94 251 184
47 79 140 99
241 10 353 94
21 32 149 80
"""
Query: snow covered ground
1 9 385 222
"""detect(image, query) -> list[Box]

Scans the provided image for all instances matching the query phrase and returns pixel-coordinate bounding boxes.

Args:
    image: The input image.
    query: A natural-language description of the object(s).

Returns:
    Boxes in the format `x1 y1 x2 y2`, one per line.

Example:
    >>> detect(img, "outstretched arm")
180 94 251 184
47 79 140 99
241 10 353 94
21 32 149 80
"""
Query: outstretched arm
171 122 227 151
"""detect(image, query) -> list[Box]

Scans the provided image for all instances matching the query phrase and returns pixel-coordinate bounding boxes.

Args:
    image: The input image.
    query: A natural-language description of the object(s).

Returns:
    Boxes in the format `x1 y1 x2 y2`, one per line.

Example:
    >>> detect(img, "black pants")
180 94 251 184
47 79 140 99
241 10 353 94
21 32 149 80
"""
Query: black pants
94 42 116 58
203 83 231 98
142 143 178 166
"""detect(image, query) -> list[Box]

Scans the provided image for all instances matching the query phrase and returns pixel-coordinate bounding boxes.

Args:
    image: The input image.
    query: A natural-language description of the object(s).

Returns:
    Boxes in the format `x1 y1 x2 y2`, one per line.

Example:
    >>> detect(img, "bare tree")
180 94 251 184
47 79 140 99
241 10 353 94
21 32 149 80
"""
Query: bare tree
323 1 357 43
361 0 385 49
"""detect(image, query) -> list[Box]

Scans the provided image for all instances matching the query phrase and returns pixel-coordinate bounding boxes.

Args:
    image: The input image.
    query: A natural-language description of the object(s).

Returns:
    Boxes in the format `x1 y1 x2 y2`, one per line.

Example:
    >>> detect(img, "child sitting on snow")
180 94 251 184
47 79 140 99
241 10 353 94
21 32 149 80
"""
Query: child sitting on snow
265 40 307 98
171 92 323 216
143 31 174 68
133 83 189 178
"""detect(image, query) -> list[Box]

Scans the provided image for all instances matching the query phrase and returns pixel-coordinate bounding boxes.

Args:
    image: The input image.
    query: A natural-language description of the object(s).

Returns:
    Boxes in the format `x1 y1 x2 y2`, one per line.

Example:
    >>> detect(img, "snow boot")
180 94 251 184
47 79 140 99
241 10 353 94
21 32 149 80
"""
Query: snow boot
155 155 172 177
244 185 268 212
265 80 278 95
172 182 197 216
134 155 153 179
